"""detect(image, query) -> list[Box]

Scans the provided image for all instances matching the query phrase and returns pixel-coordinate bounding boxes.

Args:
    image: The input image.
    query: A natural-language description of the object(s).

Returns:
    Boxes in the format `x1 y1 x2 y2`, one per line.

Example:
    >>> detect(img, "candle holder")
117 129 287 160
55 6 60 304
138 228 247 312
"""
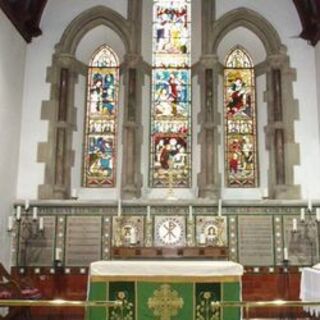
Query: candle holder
54 259 63 269
17 214 45 266
166 160 177 200
282 258 290 270
299 208 317 266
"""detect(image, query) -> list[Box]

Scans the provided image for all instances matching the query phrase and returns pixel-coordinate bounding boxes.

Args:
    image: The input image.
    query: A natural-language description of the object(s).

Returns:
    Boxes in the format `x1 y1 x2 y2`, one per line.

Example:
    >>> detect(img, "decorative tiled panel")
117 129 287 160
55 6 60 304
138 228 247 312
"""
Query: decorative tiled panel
65 216 102 266
103 216 111 260
112 216 145 247
228 216 238 262
154 216 186 247
195 216 227 246
17 215 55 266
274 215 284 266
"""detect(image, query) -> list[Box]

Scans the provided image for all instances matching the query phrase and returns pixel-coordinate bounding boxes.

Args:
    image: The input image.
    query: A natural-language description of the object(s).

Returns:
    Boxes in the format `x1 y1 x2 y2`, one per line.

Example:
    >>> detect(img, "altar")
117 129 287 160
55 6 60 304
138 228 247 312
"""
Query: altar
86 260 243 320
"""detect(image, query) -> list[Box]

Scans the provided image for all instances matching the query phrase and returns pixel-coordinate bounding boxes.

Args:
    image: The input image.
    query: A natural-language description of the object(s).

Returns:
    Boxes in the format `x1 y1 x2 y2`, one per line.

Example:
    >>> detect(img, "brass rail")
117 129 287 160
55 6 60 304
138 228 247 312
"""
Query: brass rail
211 300 320 320
0 299 122 308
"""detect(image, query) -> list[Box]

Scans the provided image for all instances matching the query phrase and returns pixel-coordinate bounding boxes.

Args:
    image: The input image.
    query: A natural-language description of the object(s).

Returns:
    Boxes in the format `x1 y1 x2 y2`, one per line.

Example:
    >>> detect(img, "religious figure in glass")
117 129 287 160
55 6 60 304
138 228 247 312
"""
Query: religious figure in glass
83 45 119 187
150 0 192 188
224 47 258 187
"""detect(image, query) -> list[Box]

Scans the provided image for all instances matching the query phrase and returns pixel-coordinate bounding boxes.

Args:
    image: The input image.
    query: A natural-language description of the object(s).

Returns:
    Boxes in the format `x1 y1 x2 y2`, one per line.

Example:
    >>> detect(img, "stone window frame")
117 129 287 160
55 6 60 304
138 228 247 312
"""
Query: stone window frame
197 6 301 199
37 4 145 199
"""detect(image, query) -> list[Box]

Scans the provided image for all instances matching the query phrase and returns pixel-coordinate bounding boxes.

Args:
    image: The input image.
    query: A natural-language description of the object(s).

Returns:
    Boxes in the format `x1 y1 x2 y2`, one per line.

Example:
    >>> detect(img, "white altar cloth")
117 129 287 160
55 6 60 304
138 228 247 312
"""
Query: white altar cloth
300 267 320 316
90 260 243 280
313 263 320 270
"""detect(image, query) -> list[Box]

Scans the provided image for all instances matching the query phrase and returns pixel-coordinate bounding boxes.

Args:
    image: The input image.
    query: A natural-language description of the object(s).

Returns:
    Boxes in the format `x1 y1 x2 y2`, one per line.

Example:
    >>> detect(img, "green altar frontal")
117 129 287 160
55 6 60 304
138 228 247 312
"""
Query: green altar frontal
86 261 243 320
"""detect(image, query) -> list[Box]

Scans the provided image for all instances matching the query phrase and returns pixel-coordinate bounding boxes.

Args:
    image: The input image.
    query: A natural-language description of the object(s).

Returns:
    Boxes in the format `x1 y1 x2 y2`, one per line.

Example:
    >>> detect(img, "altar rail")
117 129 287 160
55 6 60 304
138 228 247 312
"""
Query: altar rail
0 299 318 319
8 201 320 268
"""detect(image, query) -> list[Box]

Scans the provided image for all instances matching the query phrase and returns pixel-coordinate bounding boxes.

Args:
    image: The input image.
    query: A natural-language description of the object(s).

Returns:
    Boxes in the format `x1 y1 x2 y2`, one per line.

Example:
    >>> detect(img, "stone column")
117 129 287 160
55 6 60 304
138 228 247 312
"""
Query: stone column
121 54 144 199
265 52 301 199
197 55 221 199
38 55 80 199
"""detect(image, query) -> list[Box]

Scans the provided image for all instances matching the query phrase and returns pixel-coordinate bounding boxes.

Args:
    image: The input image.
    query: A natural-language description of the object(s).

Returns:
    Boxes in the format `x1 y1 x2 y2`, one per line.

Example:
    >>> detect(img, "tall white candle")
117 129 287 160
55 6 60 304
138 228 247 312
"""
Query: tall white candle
16 206 21 221
188 205 193 221
32 207 38 220
71 188 77 199
218 199 222 216
25 200 30 211
199 233 206 245
316 208 320 222
284 247 288 260
262 188 268 198
7 216 13 231
130 229 137 245
147 206 151 221
292 218 297 231
39 217 44 231
308 197 312 212
300 208 305 222
117 199 122 217
55 248 62 261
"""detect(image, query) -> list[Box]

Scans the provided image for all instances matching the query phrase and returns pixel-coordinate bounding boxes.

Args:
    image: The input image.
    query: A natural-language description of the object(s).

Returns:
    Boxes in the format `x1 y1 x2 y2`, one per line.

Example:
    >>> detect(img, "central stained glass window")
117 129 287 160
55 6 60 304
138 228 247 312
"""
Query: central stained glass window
150 0 192 188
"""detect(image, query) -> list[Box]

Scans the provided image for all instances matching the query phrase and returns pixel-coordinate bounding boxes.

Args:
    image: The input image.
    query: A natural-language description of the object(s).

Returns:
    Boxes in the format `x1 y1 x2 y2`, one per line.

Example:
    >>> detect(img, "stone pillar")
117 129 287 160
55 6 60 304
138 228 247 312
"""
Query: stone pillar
265 52 301 199
38 55 79 199
197 55 221 199
121 54 144 199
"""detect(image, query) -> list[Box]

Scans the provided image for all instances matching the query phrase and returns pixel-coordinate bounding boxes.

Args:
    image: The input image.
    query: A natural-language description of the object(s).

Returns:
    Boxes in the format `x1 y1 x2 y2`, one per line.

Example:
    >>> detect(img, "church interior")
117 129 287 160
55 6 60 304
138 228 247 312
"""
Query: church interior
1 0 320 319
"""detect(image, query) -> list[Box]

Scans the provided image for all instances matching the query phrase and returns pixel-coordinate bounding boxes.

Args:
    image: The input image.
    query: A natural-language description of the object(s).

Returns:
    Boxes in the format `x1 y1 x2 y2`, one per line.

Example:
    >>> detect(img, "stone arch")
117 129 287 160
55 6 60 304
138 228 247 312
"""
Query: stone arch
56 5 131 55
211 8 282 56
198 5 300 200
38 4 145 200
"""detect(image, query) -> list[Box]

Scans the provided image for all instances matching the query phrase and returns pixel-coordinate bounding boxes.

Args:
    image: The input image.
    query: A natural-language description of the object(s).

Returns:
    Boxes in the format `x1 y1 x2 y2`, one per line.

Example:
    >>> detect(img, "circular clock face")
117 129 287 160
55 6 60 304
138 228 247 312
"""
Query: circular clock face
156 217 184 246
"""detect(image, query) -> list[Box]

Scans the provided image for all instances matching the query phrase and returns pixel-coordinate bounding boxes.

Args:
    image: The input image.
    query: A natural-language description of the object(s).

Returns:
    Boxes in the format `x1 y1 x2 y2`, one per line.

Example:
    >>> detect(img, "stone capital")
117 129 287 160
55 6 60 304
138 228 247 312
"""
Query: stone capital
124 53 144 68
199 54 220 69
267 54 288 69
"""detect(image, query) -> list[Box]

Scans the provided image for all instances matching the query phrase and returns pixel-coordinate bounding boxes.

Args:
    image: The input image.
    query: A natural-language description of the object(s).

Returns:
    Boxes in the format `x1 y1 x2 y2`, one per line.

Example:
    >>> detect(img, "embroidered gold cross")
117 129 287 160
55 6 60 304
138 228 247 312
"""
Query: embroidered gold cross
148 284 183 320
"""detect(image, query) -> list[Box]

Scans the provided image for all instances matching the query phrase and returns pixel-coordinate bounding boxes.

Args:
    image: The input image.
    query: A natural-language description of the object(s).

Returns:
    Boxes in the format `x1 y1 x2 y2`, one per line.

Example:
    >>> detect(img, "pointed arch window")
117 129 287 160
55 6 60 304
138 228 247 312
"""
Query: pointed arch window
83 45 119 187
150 0 192 188
224 47 258 187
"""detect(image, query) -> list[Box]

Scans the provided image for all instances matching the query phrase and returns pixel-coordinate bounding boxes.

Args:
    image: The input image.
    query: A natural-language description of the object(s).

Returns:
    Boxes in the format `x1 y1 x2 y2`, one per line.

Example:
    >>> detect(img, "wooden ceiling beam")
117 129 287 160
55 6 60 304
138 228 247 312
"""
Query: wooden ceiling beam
0 0 47 43
293 0 320 46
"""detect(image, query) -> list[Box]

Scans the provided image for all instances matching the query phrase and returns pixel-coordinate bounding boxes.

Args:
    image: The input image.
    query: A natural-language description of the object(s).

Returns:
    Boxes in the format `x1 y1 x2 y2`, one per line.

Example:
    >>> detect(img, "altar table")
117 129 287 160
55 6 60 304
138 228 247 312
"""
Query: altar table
86 260 243 320
300 266 320 317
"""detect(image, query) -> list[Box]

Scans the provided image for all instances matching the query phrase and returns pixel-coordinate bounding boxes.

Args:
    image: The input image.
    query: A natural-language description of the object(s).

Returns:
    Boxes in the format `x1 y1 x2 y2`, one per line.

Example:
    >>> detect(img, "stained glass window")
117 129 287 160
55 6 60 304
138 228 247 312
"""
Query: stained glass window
224 47 258 187
150 0 192 188
83 45 119 187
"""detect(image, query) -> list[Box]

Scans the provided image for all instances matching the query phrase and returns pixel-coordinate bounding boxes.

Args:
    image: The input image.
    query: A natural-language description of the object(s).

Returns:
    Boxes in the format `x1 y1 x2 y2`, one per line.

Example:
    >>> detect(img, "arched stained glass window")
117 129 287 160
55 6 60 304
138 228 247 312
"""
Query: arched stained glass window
83 45 119 187
224 47 258 187
150 0 192 188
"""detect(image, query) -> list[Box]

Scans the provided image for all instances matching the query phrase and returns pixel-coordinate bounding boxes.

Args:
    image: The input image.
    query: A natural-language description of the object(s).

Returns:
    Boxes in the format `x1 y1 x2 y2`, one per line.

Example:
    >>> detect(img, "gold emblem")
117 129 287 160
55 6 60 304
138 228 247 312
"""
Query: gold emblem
148 284 183 320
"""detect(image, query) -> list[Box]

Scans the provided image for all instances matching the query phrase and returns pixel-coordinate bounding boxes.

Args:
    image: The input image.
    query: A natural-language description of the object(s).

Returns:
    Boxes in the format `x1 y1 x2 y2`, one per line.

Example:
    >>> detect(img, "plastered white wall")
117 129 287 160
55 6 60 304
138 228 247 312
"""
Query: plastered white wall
0 10 26 267
14 0 320 201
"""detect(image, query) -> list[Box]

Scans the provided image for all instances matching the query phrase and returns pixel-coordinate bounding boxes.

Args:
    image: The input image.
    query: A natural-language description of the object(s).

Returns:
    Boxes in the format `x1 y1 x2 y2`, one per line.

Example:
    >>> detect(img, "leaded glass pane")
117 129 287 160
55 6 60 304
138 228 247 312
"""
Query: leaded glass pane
150 0 192 188
224 47 258 187
83 45 119 187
